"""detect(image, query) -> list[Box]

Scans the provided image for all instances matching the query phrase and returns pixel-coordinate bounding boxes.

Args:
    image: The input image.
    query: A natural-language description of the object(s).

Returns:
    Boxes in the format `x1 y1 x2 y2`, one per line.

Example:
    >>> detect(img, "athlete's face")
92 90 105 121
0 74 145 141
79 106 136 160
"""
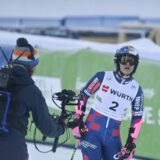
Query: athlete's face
119 55 135 76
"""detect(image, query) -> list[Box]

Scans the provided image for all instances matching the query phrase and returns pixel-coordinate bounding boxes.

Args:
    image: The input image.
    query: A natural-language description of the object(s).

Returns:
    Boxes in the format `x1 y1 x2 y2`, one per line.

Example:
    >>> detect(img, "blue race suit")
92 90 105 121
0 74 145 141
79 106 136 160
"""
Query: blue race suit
80 71 143 160
0 65 64 160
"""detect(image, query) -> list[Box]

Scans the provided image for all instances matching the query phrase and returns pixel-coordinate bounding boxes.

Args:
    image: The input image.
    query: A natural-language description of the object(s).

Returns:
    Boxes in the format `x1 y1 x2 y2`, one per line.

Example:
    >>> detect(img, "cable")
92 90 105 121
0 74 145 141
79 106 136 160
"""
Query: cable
33 90 82 153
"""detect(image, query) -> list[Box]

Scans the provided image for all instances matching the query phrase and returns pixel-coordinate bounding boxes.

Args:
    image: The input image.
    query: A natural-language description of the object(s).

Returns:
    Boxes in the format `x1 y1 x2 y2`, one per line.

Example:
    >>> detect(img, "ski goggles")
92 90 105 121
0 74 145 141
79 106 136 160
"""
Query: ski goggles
119 55 136 66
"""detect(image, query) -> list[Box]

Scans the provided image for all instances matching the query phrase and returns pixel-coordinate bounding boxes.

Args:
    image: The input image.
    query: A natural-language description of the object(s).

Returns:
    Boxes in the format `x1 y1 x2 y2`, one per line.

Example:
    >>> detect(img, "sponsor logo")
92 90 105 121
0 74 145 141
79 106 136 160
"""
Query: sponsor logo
100 84 134 101
80 141 97 149
132 111 143 116
102 85 109 92
91 82 101 94
96 95 102 103
87 78 99 93
134 96 141 110
84 89 91 96
133 96 143 111
110 89 134 101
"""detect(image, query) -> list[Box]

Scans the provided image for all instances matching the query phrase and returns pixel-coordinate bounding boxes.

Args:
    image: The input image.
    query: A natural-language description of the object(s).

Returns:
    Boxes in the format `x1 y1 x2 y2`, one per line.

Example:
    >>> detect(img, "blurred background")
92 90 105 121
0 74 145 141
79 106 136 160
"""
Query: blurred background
0 0 160 160
1 0 160 45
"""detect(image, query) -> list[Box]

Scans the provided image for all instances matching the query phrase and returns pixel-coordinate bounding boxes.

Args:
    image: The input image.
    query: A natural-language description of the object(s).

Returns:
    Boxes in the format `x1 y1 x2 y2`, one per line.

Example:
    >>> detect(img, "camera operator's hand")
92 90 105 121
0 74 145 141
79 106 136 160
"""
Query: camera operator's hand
57 116 66 135
52 115 66 136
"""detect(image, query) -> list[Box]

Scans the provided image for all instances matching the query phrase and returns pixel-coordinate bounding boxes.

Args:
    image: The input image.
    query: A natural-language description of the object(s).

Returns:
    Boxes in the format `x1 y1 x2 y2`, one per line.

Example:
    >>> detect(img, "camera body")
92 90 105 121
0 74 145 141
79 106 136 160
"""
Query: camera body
0 65 13 89
53 89 83 104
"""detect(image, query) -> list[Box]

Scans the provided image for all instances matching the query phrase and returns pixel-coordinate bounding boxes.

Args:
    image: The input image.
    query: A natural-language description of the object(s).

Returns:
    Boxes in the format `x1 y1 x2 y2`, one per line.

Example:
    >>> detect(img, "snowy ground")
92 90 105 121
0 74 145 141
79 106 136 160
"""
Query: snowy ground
27 142 140 160
28 142 82 160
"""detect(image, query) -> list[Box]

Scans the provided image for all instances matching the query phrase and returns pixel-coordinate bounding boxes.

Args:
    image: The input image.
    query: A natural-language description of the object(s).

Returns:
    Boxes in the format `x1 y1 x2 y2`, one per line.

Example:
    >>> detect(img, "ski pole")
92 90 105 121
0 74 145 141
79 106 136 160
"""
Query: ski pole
70 140 80 160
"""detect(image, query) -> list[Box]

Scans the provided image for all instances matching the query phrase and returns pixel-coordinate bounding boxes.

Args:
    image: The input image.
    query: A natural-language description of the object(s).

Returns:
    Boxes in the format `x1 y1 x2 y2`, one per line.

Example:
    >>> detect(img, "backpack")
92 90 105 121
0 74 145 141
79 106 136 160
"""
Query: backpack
0 65 13 135
0 44 29 135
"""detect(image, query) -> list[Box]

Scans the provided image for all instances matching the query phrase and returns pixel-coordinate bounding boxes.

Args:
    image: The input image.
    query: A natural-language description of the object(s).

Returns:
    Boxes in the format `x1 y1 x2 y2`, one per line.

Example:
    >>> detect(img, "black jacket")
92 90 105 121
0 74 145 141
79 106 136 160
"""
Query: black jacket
0 65 63 160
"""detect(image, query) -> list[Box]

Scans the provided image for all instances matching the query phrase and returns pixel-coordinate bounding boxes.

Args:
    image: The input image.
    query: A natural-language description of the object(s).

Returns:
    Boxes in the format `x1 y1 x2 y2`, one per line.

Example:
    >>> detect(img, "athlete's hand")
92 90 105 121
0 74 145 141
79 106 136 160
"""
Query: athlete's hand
114 138 136 160
67 118 88 139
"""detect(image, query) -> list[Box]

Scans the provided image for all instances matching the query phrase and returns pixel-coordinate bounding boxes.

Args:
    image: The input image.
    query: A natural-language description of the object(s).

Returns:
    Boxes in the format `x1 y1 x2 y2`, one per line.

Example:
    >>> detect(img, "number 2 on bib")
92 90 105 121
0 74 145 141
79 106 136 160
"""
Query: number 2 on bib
109 101 119 111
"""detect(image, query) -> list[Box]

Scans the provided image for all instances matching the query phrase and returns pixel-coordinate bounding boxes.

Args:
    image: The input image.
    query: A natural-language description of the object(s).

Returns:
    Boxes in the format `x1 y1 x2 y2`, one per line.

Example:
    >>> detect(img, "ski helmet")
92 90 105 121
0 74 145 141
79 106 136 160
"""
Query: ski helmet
114 45 139 75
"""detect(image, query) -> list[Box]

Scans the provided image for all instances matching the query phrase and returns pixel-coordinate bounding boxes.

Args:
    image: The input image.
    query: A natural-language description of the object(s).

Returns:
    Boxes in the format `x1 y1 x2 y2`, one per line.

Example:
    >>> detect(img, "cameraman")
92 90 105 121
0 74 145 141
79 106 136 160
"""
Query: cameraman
0 38 64 160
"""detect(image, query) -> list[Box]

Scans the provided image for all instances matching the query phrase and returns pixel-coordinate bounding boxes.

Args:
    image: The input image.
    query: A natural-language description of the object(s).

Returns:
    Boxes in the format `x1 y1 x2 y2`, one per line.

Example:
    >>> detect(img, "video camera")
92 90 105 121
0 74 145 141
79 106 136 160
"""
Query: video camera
51 89 83 127
41 89 83 153
52 89 83 105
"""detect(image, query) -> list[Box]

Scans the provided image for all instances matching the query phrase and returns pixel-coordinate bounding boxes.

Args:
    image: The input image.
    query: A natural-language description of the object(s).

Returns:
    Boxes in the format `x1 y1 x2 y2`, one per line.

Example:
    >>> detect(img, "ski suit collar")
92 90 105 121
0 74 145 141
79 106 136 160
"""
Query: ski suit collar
113 71 133 84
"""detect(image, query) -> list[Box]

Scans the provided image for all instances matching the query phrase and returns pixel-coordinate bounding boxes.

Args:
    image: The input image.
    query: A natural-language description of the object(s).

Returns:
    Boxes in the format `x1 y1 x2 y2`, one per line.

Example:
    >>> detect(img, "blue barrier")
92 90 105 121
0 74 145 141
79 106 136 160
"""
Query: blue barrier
63 16 140 29
0 17 62 28
1 16 160 29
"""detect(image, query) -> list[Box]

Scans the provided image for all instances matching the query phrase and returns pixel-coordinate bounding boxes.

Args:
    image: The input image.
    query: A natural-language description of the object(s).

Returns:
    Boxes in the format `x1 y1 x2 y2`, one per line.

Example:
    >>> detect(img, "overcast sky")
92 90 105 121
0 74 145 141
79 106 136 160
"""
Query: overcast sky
0 0 160 18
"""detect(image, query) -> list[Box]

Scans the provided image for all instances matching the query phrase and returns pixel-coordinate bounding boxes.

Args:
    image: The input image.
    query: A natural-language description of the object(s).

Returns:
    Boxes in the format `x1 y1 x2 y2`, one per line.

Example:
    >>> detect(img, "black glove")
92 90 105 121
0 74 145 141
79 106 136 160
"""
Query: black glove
115 137 136 160
67 118 82 129
67 118 88 139
57 116 66 135
52 114 65 136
